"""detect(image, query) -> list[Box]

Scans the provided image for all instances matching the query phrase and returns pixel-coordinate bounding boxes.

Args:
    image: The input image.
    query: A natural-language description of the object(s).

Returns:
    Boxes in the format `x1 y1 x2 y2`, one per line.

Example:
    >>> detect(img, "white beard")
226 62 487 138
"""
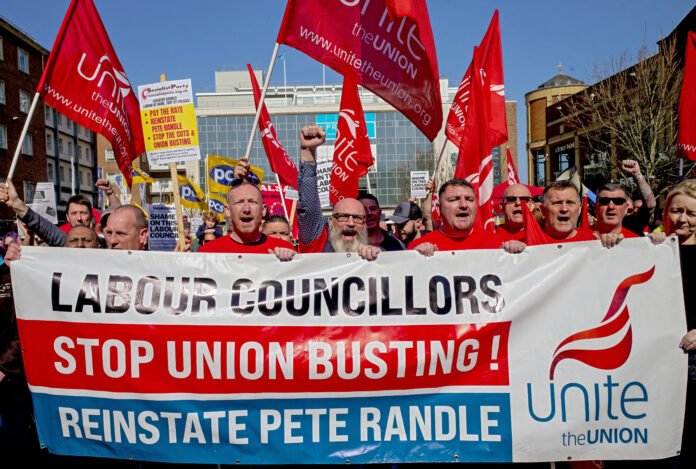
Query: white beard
329 227 368 252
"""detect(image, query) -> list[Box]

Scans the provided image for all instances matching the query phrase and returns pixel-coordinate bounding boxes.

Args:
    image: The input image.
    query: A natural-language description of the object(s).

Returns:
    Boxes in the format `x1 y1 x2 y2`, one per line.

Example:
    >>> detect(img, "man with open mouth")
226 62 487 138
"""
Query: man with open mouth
540 180 595 244
296 125 381 260
198 163 296 261
492 184 533 245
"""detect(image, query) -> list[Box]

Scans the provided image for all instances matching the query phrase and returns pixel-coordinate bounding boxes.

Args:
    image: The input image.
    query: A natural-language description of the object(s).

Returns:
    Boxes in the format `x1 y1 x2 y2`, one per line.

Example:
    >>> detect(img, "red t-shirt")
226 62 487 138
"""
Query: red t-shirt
542 228 596 245
489 226 525 247
198 234 294 253
299 229 328 253
407 228 491 251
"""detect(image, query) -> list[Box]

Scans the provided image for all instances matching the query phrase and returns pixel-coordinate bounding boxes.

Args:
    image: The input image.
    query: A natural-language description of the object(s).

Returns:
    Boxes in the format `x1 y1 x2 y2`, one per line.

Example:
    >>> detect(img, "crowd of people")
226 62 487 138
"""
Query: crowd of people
0 125 694 467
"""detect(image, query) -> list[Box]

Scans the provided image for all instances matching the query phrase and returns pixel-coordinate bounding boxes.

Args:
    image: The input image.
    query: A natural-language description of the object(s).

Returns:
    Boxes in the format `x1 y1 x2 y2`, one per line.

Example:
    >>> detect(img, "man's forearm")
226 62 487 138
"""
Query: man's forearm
634 173 656 211
297 162 324 245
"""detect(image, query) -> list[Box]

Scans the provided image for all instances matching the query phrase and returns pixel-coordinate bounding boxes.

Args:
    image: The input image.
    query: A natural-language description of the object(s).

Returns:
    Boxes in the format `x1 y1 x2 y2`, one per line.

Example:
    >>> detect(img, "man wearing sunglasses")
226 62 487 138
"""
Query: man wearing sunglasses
199 161 296 260
593 182 665 248
295 126 380 260
493 184 533 243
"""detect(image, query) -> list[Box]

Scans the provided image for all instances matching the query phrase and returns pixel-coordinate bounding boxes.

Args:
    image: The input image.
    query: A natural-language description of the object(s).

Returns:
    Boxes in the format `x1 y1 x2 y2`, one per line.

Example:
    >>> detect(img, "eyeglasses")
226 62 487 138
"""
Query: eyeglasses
503 196 531 203
332 213 366 224
597 197 627 206
230 172 262 188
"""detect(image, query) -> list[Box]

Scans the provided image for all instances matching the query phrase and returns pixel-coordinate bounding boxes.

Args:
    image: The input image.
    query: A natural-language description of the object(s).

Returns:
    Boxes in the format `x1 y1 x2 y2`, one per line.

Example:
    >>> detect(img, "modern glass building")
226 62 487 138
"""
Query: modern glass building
196 70 517 209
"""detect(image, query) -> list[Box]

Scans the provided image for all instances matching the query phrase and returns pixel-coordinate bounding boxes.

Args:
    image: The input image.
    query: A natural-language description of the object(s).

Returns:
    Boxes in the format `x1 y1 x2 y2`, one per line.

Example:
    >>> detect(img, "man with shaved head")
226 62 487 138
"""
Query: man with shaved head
491 184 532 245
66 226 100 249
199 161 295 260
296 125 380 260
105 205 149 250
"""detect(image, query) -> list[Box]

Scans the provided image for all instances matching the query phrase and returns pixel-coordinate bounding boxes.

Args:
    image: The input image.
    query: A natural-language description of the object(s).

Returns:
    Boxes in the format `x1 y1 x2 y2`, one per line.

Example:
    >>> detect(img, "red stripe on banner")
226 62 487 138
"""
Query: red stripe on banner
18 321 510 394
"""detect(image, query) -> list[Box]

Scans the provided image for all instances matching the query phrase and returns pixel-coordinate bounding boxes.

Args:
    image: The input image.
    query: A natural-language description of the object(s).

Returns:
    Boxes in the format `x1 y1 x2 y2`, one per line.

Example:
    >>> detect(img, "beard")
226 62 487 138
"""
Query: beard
328 226 368 252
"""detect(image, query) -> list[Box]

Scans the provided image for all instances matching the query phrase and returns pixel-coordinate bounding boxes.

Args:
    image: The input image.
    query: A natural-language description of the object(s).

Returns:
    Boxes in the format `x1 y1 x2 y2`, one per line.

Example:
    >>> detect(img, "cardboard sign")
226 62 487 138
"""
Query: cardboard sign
147 204 177 251
410 171 429 199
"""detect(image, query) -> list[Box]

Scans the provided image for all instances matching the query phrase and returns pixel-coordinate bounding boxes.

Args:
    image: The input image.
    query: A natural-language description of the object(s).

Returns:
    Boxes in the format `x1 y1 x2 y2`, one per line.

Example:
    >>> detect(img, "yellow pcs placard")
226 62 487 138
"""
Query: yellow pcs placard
142 103 198 153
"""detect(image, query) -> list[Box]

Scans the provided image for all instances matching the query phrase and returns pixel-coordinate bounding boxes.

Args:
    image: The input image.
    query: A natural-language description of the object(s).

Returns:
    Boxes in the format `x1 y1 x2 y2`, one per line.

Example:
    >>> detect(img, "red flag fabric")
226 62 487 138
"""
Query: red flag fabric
522 200 548 246
446 10 507 149
581 195 591 232
677 31 696 161
277 0 442 140
330 76 374 204
455 47 495 233
37 0 144 185
430 193 442 228
506 147 519 185
248 65 298 188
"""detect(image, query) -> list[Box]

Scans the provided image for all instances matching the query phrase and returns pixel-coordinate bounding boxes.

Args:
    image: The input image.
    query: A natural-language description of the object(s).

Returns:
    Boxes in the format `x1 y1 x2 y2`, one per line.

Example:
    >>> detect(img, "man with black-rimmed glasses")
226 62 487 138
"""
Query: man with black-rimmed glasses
295 125 380 260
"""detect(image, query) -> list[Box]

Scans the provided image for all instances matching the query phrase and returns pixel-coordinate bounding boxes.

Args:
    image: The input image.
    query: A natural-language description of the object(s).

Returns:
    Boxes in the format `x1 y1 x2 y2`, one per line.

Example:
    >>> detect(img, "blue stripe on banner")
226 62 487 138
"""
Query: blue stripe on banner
31 392 512 464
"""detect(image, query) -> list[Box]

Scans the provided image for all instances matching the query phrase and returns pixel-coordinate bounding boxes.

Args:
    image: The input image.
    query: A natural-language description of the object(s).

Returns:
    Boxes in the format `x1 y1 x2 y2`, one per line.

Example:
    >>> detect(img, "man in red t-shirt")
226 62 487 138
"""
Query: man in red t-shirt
540 181 596 244
593 182 665 248
199 179 295 260
491 184 532 245
408 178 525 255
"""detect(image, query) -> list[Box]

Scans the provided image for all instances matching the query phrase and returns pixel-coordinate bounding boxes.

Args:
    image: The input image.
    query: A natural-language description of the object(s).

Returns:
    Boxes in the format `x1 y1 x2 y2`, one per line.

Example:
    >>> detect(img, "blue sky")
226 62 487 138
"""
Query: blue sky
1 0 694 183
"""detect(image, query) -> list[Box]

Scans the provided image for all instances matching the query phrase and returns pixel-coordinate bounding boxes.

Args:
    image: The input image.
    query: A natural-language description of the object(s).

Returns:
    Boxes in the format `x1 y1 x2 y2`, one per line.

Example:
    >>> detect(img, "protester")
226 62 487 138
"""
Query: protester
492 184 532 244
295 125 380 260
593 182 665 248
65 226 100 249
94 177 122 210
198 170 295 261
358 193 404 250
0 179 95 247
105 205 148 251
390 201 424 245
540 180 596 243
196 211 223 244
261 214 293 244
409 178 526 256
620 159 656 235
659 179 696 467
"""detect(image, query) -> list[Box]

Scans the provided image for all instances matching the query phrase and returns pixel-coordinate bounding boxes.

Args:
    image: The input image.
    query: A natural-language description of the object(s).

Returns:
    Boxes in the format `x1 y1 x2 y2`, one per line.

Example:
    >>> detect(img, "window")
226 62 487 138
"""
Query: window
105 149 115 161
0 125 6 150
0 80 4 105
44 104 54 126
59 165 65 182
58 137 64 156
0 36 3 61
58 113 64 126
46 129 55 155
19 90 30 113
21 134 32 155
68 140 73 157
18 48 29 73
47 161 55 181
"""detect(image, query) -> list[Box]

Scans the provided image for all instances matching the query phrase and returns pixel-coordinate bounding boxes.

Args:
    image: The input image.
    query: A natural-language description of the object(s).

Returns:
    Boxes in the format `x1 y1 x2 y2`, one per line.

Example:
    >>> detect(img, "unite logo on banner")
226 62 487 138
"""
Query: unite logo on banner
526 267 656 448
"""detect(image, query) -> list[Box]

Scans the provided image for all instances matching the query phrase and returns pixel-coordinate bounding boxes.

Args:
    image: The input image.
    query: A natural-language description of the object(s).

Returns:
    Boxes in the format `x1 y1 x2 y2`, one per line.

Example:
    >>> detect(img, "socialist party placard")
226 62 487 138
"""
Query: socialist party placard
10 239 687 464
139 79 200 165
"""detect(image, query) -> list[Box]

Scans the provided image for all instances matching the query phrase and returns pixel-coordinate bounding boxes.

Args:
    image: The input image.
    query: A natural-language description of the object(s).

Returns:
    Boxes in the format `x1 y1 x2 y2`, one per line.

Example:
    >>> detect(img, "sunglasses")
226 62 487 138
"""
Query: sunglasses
332 213 366 224
503 196 531 203
597 197 627 206
230 172 262 188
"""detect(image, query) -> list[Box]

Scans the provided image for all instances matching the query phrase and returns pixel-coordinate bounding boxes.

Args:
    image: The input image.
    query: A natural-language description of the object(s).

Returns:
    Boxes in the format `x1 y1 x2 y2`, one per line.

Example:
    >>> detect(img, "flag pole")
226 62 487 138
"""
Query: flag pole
7 92 41 180
366 173 373 193
288 199 298 231
242 42 280 161
275 174 290 220
432 141 448 186
680 158 684 177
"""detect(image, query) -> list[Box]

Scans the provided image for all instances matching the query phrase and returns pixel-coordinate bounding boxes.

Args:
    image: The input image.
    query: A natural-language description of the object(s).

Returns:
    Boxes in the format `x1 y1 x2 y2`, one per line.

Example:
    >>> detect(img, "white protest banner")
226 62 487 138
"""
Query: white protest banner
10 239 686 464
147 204 177 251
139 79 200 165
411 171 429 199
30 182 58 224
316 158 332 208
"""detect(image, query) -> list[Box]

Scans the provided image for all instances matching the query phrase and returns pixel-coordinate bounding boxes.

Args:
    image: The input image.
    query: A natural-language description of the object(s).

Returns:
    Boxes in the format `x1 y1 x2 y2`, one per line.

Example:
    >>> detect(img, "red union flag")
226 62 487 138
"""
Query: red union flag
455 47 495 233
506 148 519 185
446 10 507 148
330 76 373 204
248 65 298 188
37 0 144 184
677 31 696 161
277 0 442 140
